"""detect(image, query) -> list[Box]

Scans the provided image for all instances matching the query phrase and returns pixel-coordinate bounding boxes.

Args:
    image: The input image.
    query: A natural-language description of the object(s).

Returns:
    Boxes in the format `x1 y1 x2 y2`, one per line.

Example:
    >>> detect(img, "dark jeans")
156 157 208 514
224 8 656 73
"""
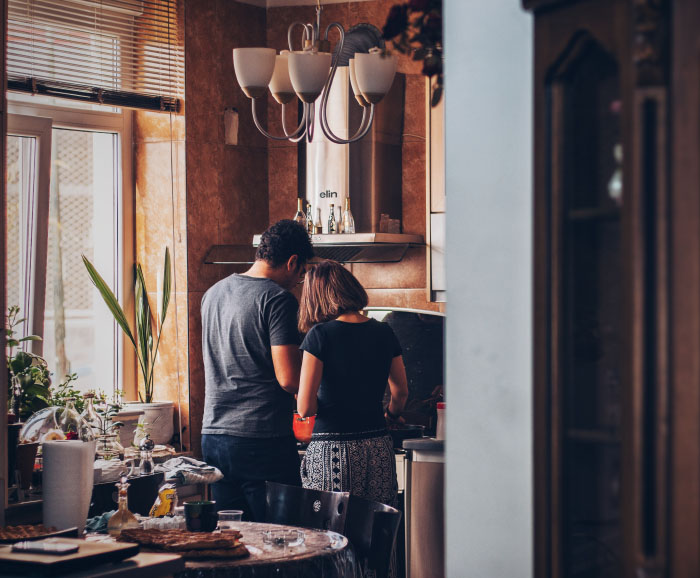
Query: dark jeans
201 433 301 522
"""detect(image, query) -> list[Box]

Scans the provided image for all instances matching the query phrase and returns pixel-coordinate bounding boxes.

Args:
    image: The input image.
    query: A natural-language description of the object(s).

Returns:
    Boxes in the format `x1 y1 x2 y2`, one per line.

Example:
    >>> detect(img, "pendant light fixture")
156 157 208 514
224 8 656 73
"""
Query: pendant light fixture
232 1 397 144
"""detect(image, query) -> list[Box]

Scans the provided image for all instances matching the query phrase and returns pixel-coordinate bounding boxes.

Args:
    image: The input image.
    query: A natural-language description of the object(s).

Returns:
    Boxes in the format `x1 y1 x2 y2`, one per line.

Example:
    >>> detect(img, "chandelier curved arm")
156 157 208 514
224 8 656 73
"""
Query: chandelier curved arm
321 103 375 144
288 22 312 52
251 97 305 141
282 102 308 143
306 100 316 143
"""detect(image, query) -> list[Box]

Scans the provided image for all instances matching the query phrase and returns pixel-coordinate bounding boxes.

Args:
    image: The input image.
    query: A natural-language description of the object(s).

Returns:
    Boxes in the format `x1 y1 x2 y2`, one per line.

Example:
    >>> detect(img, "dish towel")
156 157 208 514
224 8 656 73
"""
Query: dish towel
154 456 223 486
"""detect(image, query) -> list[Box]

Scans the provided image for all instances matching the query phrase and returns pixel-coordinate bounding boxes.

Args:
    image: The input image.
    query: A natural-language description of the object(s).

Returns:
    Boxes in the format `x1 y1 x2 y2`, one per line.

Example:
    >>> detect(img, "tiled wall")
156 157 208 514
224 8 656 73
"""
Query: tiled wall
185 0 269 455
134 109 190 444
183 0 441 454
265 0 442 313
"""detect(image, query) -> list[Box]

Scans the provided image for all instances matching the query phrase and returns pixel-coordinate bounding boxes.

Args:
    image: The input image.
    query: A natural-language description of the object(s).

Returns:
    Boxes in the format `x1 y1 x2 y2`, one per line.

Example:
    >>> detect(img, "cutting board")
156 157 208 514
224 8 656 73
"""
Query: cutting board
0 538 139 576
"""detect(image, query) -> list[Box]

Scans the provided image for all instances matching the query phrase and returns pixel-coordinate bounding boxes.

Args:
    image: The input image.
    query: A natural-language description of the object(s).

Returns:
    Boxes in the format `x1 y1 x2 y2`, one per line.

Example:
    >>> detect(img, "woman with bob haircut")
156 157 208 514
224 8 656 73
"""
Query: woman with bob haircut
297 260 408 507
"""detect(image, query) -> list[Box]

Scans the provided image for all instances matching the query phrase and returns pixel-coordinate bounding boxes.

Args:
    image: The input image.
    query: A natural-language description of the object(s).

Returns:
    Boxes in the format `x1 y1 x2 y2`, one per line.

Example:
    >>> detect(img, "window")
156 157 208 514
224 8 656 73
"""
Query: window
8 0 182 111
7 100 133 396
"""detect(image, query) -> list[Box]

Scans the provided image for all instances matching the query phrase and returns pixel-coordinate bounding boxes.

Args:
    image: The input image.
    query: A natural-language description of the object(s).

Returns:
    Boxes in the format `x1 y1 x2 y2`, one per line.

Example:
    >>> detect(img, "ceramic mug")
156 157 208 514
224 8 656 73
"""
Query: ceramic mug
184 500 218 532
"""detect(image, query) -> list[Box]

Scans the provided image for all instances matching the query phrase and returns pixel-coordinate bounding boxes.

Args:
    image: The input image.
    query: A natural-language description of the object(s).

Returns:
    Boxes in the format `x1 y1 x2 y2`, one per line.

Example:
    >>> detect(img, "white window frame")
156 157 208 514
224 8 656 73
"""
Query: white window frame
7 97 134 395
6 114 52 353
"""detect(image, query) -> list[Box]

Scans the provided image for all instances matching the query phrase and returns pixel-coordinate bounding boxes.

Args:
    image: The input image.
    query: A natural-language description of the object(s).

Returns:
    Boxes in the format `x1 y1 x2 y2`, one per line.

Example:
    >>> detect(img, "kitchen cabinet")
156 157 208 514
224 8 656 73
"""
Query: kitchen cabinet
525 0 700 576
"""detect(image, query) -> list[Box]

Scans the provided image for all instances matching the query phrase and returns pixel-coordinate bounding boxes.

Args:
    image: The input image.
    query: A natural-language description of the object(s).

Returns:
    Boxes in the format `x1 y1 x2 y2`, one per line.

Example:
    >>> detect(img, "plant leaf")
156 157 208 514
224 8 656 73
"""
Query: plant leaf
161 247 172 324
135 263 153 401
18 335 42 343
82 255 136 349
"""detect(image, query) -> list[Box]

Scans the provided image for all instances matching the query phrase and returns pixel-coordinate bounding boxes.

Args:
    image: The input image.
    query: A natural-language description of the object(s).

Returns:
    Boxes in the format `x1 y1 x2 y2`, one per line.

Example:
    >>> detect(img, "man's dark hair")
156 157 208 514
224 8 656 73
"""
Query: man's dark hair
256 219 314 267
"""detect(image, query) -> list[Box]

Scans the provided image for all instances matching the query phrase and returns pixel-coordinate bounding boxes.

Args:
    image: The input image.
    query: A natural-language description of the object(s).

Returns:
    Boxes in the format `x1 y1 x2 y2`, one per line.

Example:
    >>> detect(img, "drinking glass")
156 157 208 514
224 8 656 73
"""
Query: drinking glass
217 509 243 533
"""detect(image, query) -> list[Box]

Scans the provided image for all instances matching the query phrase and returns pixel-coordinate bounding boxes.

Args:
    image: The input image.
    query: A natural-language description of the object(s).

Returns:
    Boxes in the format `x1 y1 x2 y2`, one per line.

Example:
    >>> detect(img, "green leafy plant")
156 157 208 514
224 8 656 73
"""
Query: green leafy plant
6 305 50 419
82 248 172 404
382 0 443 106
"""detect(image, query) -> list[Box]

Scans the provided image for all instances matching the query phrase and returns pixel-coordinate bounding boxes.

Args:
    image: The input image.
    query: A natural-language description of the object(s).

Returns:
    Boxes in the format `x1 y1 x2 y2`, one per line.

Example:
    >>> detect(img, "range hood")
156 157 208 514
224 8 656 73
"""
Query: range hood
204 233 424 265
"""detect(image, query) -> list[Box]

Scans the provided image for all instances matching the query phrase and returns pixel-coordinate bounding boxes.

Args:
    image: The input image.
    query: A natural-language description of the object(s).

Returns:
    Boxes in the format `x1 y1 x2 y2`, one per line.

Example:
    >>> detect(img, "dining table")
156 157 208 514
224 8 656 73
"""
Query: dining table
175 521 359 578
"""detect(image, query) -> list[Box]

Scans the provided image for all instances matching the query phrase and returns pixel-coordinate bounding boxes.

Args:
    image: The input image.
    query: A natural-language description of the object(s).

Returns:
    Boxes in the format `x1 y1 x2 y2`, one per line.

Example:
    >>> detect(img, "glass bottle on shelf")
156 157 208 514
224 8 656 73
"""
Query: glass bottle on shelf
327 204 337 234
306 203 314 234
342 197 355 234
138 434 155 475
293 198 306 228
314 208 323 234
59 398 94 441
107 475 140 536
96 433 124 462
80 392 102 437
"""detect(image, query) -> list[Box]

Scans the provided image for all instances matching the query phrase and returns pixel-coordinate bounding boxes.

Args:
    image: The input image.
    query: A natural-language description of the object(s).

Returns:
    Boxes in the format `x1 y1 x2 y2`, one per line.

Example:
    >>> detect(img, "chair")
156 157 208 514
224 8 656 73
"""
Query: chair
265 481 349 533
344 495 402 578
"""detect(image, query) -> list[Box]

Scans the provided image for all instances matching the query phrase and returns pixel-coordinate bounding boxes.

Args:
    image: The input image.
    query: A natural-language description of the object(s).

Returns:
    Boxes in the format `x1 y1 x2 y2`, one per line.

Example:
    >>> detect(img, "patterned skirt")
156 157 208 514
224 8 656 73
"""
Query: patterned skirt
300 429 398 507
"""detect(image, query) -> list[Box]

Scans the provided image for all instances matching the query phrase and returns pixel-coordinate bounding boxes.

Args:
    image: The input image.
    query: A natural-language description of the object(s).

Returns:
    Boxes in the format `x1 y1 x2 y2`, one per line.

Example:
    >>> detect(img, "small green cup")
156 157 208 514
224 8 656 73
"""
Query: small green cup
184 500 218 532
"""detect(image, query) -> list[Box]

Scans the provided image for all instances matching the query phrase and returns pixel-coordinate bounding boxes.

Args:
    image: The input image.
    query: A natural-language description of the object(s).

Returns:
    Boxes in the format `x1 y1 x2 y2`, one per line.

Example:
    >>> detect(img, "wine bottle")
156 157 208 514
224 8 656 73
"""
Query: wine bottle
342 197 355 234
314 208 323 234
328 204 337 234
293 198 306 227
306 203 314 234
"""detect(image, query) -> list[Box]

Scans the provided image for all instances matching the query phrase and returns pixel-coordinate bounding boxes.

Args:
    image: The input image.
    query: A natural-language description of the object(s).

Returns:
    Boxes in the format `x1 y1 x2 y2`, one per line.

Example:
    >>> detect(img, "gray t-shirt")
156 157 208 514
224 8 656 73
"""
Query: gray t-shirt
201 274 300 437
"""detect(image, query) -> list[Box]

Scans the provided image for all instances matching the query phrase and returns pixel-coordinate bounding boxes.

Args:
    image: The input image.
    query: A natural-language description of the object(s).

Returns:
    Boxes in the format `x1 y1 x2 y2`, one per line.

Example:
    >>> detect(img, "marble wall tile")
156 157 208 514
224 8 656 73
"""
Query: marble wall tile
134 111 186 143
186 142 225 293
365 288 442 312
402 141 426 236
268 147 299 223
188 291 205 457
220 147 269 245
187 113 225 145
403 75 427 142
351 246 426 289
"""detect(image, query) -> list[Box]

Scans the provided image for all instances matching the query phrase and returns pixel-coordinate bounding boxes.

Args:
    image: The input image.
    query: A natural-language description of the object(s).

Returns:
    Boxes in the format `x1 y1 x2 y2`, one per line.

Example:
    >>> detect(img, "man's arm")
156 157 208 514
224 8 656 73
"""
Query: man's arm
271 344 302 394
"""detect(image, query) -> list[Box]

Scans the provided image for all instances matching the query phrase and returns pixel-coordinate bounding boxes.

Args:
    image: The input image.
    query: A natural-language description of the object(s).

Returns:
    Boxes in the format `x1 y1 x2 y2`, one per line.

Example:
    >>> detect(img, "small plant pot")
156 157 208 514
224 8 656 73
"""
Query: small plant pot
123 401 174 445
15 442 39 490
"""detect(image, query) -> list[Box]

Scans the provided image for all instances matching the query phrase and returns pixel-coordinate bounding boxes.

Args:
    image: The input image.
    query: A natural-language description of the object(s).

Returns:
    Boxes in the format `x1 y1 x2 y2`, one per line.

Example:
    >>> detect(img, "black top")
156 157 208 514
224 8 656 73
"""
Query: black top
300 319 402 434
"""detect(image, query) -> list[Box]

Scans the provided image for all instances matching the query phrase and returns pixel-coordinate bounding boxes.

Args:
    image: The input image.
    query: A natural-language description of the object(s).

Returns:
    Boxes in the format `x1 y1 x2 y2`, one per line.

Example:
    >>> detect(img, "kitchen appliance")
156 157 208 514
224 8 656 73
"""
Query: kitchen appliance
388 424 425 449
403 438 445 578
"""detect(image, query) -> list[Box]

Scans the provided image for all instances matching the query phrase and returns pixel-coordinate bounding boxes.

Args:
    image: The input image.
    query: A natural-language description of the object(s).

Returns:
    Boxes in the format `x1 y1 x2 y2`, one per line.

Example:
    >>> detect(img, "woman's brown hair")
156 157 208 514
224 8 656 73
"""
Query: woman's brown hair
298 260 369 333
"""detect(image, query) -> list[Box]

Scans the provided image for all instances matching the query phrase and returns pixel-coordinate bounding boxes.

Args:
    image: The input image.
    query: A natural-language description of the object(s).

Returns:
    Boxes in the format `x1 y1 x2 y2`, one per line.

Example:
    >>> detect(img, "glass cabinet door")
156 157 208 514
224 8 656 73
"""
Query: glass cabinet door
553 40 622 578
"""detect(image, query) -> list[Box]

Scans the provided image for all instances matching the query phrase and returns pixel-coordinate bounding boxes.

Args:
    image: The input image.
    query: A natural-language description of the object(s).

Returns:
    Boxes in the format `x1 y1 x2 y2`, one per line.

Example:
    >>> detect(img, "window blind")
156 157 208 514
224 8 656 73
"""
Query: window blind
8 0 183 112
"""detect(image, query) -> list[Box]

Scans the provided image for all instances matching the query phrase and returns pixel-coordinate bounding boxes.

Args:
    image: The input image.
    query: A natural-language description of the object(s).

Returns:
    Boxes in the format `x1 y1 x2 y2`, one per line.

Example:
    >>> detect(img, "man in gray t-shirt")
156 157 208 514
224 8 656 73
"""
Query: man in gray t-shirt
201 220 314 521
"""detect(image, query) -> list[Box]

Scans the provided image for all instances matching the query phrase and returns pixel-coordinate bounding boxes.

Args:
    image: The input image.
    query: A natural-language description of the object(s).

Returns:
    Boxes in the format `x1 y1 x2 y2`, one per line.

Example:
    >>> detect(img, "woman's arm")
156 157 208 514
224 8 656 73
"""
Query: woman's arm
387 355 409 418
297 351 324 417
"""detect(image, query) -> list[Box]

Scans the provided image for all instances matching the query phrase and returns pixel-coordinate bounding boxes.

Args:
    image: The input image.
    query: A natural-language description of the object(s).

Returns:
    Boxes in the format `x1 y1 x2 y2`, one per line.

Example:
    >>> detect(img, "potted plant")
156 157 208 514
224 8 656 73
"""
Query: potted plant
6 305 49 490
82 248 174 444
6 306 50 421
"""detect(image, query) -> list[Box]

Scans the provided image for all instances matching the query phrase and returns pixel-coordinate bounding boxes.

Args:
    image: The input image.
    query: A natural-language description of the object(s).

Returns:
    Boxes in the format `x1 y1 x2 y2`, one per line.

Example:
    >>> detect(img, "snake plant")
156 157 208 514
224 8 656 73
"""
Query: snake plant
82 248 171 403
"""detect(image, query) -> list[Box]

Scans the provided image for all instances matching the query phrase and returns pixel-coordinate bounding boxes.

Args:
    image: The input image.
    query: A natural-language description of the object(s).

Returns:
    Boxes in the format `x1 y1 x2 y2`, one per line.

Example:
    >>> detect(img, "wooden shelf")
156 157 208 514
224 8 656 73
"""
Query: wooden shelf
568 206 621 221
566 429 621 444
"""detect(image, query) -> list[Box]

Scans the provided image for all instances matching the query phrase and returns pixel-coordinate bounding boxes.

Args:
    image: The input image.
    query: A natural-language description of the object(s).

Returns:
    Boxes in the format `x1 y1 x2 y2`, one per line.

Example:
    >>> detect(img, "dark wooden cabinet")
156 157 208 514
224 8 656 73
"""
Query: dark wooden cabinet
522 0 700 577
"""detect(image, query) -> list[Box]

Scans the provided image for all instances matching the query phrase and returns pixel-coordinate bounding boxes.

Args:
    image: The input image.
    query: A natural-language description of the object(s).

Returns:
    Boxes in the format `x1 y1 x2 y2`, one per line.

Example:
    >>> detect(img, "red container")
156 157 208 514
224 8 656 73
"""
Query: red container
293 412 315 443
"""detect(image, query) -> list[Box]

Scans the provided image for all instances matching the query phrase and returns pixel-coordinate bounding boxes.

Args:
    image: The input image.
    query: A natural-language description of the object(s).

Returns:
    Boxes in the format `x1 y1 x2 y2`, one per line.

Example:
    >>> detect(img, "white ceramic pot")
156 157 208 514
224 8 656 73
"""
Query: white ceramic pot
113 408 145 448
123 401 174 445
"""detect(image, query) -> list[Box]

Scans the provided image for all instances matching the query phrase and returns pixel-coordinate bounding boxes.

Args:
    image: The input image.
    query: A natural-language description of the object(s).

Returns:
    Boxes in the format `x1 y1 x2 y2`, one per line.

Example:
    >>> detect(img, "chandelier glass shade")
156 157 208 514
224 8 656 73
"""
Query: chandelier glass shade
232 4 397 144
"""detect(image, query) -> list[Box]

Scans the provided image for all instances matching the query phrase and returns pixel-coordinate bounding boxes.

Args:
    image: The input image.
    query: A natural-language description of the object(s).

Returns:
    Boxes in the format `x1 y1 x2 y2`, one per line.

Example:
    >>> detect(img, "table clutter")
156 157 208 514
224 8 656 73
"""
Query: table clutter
177 521 355 578
117 529 249 560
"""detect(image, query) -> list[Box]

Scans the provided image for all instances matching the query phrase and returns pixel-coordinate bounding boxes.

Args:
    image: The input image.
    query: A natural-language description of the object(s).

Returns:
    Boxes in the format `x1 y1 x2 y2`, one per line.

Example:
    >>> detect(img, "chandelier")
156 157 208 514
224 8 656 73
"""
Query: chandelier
232 2 397 145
